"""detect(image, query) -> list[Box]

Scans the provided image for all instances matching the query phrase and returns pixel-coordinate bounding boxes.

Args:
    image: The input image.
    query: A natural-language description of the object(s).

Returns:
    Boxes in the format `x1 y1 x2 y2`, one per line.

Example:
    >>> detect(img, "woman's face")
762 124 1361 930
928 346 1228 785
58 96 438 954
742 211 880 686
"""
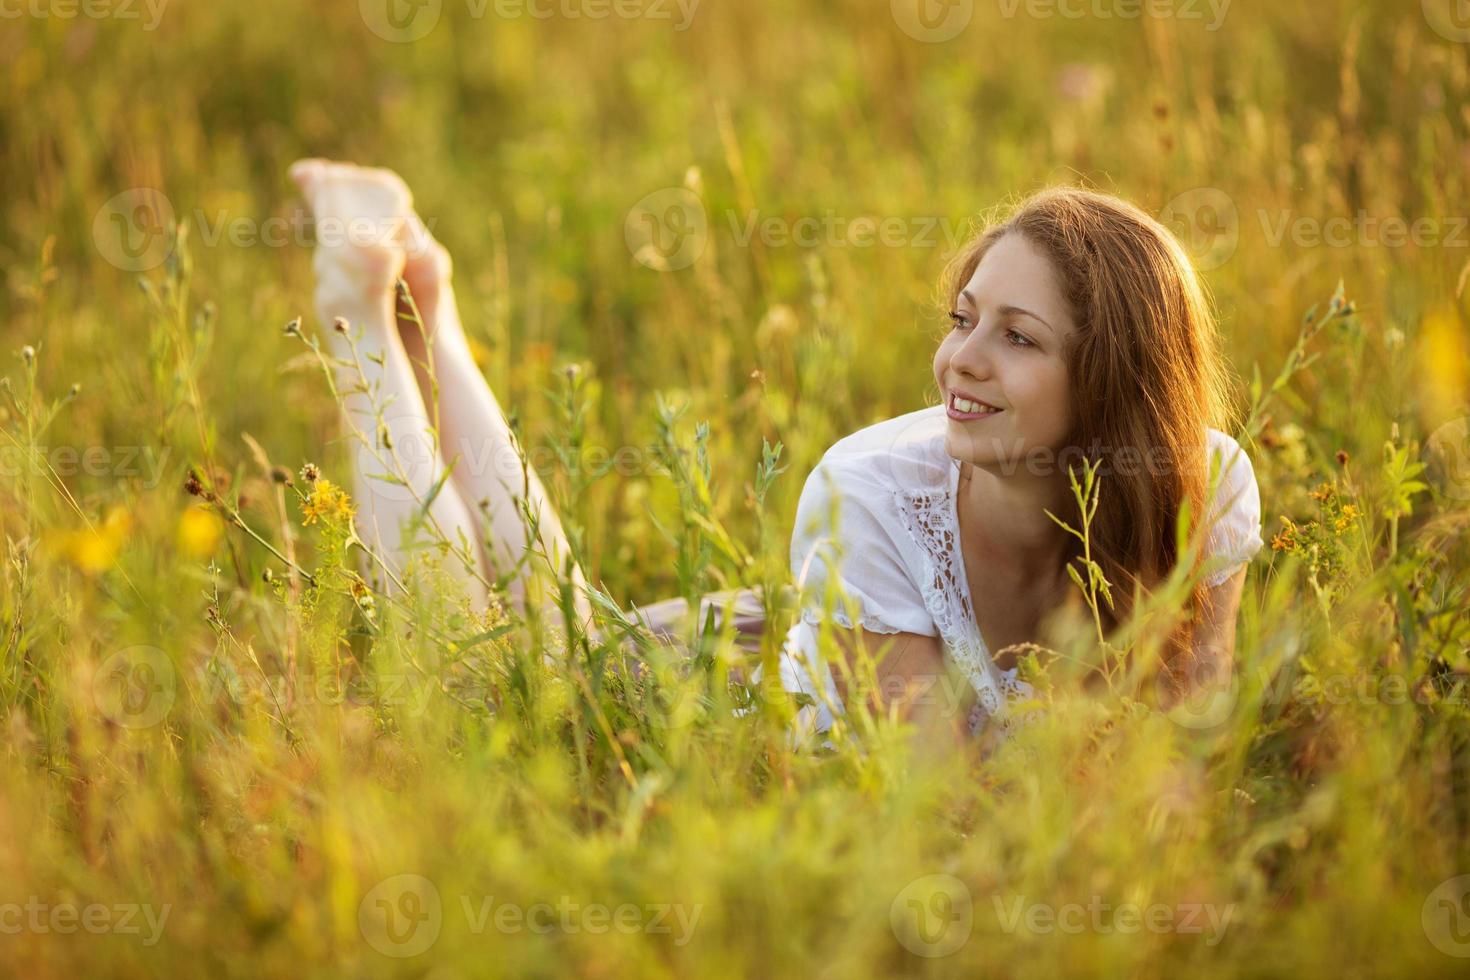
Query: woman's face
933 232 1078 471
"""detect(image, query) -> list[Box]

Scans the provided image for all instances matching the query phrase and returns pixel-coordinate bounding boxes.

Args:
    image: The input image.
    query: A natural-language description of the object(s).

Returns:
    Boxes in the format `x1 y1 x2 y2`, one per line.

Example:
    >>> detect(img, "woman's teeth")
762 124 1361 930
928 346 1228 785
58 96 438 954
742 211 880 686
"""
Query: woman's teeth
952 395 999 415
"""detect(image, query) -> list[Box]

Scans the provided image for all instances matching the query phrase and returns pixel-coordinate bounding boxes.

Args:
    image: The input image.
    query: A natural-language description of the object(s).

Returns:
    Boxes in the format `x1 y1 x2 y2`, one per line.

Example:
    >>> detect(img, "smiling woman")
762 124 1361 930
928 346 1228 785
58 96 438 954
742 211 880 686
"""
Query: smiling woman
934 188 1254 673
292 165 1263 751
751 186 1265 749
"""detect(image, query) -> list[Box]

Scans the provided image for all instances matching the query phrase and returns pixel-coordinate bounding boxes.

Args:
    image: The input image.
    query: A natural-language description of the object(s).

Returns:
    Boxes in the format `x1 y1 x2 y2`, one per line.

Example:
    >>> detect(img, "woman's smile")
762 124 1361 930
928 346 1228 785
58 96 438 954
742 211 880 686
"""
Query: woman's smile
947 390 1004 420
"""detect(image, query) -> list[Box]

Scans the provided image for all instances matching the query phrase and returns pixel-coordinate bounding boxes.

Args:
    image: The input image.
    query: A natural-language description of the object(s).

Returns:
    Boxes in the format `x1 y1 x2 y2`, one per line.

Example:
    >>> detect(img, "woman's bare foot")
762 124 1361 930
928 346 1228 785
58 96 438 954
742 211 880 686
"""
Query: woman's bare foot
289 158 467 367
289 159 415 331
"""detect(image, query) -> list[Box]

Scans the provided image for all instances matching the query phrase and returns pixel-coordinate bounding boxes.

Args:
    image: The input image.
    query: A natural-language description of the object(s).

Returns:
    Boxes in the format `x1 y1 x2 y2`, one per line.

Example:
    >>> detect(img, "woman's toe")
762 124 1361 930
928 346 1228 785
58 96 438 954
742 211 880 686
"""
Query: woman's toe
288 158 331 199
361 164 414 202
291 159 412 223
291 160 428 300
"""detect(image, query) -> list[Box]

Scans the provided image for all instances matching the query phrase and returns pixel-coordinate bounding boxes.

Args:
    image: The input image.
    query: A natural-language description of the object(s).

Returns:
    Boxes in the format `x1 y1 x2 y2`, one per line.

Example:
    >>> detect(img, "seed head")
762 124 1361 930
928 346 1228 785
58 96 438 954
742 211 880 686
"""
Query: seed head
184 469 206 498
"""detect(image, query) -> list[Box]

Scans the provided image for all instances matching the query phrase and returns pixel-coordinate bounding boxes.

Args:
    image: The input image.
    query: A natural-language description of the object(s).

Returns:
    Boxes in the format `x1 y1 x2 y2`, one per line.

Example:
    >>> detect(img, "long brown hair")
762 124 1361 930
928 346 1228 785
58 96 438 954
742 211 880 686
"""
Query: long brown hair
937 186 1242 692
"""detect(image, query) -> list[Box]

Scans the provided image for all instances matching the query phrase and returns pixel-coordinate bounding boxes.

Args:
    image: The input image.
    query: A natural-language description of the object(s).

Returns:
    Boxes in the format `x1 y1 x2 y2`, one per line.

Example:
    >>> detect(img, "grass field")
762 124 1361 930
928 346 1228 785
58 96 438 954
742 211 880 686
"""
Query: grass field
4 0 1470 976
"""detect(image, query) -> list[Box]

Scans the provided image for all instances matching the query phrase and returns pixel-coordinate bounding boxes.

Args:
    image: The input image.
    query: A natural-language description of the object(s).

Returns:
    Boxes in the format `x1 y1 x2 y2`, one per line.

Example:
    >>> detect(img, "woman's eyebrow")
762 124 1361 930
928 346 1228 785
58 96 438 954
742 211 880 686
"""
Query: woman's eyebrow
998 304 1056 336
960 287 1057 336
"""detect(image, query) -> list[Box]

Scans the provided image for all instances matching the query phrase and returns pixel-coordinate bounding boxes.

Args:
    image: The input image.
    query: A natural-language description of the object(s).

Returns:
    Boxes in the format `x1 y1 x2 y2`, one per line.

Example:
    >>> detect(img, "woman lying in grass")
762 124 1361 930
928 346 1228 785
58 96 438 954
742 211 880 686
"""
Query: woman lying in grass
289 160 1263 755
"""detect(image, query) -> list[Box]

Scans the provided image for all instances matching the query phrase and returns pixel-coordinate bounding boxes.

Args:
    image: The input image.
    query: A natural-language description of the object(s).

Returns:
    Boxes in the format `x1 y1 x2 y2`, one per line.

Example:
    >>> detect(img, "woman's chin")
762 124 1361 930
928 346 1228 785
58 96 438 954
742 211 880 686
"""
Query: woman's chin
945 427 1012 460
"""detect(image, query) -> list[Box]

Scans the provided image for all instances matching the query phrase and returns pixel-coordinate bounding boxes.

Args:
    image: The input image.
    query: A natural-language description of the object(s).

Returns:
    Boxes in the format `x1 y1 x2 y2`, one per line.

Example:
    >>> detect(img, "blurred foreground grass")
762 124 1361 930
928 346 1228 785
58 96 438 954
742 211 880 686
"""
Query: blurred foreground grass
3 0 1470 976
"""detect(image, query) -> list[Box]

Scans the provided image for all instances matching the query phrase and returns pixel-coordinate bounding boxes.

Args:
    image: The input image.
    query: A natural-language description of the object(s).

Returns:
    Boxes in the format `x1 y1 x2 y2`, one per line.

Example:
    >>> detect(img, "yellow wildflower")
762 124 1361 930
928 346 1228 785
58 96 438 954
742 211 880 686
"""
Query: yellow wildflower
301 478 355 526
50 505 132 575
1271 517 1300 552
1417 306 1468 430
177 505 224 558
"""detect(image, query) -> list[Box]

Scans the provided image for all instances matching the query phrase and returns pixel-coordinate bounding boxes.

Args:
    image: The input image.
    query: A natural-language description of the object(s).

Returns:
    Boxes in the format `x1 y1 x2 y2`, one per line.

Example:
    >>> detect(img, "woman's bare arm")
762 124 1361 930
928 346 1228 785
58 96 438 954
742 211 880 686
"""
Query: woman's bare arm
825 625 974 751
1184 564 1248 693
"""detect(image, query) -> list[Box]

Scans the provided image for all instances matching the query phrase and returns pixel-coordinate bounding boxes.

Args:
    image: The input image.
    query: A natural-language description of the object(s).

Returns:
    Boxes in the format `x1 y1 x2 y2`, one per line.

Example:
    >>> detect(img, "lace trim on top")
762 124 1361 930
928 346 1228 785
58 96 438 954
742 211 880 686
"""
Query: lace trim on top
799 606 906 635
891 481 1038 739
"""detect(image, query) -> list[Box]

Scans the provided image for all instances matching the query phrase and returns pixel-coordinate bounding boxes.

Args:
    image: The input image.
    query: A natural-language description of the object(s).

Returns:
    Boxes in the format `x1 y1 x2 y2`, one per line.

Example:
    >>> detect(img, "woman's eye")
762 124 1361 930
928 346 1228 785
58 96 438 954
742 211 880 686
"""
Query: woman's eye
948 313 1034 349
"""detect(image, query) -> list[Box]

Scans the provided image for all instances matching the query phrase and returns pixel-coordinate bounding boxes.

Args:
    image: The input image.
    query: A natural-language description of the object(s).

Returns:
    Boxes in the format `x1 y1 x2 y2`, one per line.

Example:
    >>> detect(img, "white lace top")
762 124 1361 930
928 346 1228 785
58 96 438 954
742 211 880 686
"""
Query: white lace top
755 404 1266 747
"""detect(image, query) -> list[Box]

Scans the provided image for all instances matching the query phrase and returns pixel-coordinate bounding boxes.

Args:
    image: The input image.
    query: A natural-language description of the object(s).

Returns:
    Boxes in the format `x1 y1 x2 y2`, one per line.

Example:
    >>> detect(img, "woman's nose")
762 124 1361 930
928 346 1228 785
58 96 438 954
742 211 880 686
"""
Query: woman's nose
951 328 996 379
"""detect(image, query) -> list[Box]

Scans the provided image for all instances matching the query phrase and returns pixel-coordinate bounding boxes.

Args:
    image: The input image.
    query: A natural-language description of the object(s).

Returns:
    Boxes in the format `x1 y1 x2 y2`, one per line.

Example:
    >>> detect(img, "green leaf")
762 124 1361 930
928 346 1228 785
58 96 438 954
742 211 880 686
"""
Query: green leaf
418 456 460 522
453 622 516 654
366 470 409 486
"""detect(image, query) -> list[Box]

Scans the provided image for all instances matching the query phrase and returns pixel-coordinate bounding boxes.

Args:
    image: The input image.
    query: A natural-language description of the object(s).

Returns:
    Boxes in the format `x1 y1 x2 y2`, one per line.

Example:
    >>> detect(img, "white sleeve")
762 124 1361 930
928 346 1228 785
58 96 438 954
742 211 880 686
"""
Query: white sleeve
789 456 936 636
1201 431 1266 588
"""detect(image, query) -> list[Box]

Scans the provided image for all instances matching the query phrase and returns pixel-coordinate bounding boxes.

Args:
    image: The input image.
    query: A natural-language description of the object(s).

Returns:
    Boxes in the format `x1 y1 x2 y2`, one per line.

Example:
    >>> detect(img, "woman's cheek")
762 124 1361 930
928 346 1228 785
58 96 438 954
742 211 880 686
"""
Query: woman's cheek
933 340 958 387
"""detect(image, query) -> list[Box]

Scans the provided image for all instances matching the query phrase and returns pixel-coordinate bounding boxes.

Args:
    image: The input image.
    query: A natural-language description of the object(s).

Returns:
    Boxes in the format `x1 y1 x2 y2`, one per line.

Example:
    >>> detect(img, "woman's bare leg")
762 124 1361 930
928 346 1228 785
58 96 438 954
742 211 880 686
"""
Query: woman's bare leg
394 212 596 626
290 158 594 628
289 159 490 612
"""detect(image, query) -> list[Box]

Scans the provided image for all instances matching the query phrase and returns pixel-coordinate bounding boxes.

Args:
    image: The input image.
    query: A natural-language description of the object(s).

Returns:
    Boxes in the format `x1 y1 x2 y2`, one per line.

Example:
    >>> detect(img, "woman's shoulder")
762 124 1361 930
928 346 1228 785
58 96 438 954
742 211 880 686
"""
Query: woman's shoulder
1205 425 1246 455
788 406 943 637
1200 426 1266 583
1204 426 1258 487
814 403 953 493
